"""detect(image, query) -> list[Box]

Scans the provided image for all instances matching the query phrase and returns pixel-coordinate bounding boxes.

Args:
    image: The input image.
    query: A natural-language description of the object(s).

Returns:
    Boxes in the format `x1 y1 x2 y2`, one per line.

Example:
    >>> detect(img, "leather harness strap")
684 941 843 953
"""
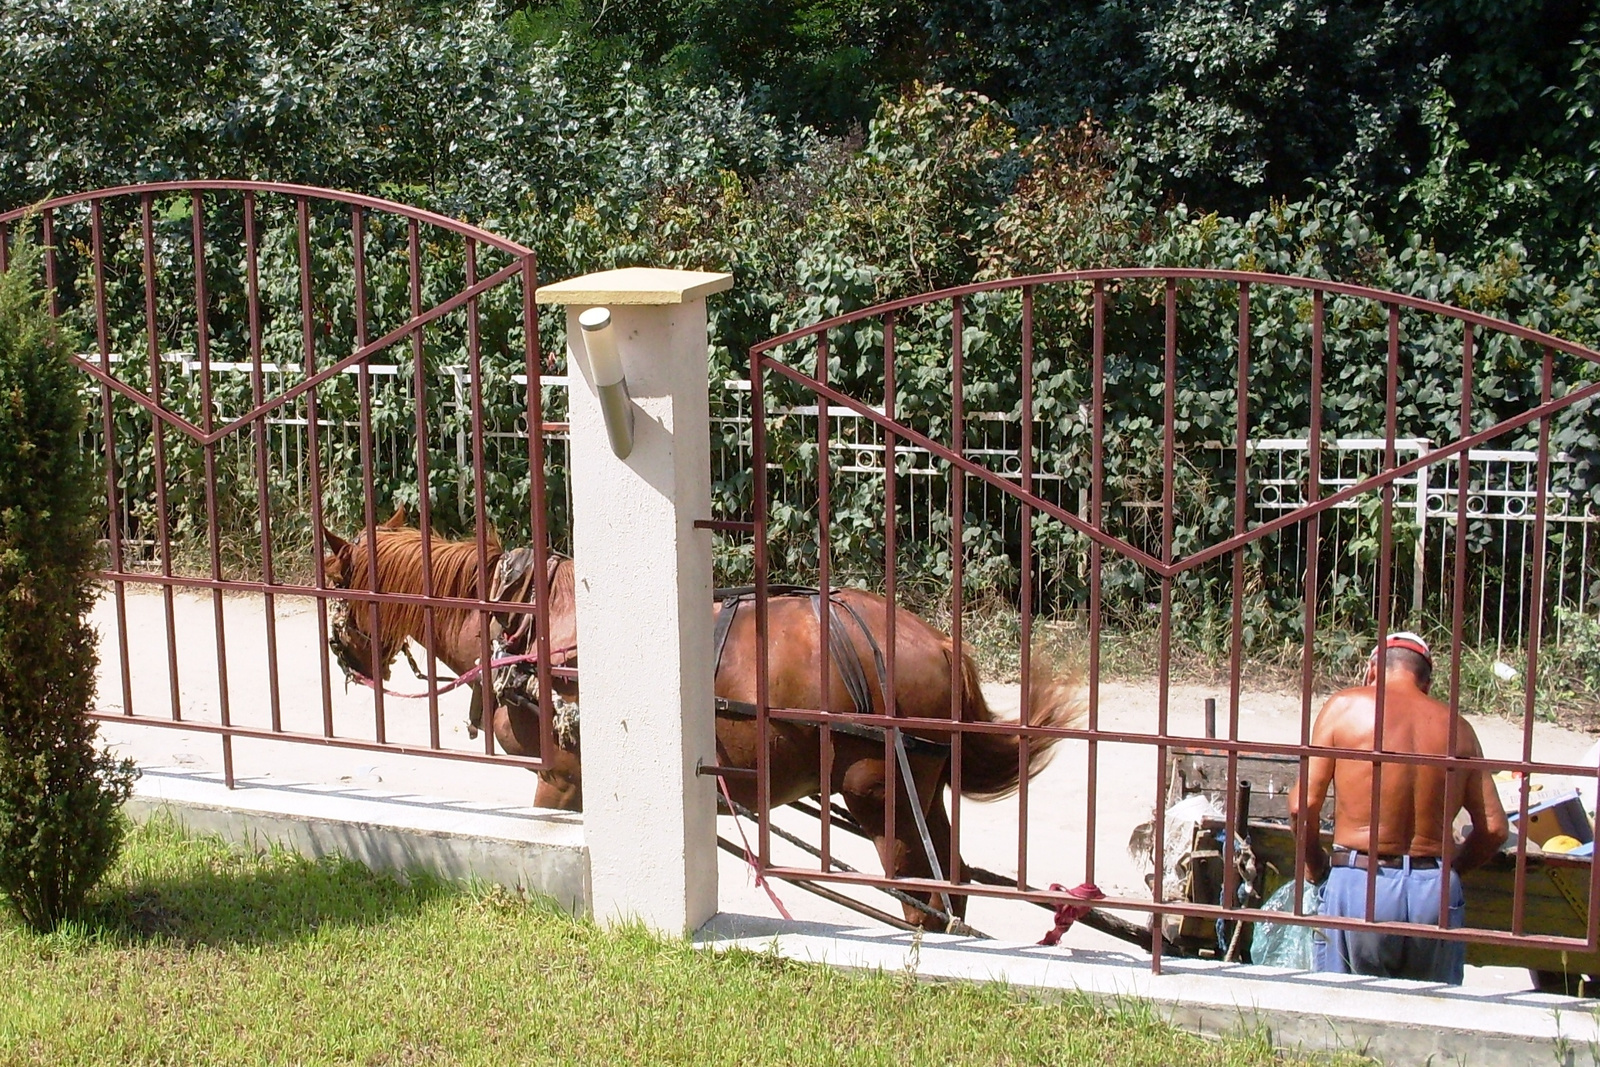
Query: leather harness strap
709 587 950 758
491 547 564 656
809 592 875 720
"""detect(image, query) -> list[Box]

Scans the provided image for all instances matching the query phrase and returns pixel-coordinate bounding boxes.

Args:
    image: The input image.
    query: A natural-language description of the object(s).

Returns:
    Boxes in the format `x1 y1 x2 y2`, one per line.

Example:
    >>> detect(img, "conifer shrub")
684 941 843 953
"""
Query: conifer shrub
0 239 136 932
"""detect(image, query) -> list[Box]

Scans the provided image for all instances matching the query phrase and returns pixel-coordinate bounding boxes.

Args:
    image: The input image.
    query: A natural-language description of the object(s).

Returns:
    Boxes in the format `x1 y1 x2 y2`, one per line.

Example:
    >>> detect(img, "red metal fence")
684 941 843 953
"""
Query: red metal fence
0 182 563 784
746 269 1600 973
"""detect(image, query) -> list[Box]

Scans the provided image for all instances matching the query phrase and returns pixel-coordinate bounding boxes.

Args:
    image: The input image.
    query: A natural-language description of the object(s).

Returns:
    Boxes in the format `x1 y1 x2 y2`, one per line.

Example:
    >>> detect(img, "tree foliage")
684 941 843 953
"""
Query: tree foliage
3 0 1597 655
925 1 1597 267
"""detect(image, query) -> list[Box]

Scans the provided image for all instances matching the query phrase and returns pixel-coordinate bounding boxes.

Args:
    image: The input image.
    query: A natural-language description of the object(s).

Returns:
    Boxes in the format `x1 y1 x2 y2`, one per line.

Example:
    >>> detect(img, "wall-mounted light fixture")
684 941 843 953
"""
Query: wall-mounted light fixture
579 306 634 460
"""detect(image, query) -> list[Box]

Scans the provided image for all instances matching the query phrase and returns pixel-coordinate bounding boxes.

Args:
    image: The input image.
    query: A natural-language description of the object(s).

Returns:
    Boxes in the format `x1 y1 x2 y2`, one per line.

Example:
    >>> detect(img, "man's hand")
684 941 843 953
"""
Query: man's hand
1453 727 1510 874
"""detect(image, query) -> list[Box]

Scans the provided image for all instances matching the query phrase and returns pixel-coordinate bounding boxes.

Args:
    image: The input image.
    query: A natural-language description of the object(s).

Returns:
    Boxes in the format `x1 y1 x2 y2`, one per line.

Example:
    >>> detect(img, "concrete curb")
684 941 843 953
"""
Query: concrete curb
697 913 1600 1066
126 768 590 912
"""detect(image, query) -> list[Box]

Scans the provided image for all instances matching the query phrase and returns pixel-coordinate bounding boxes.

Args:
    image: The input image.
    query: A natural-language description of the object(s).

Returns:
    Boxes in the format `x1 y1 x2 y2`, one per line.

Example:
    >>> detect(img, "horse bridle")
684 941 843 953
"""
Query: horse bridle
327 587 408 687
327 543 576 701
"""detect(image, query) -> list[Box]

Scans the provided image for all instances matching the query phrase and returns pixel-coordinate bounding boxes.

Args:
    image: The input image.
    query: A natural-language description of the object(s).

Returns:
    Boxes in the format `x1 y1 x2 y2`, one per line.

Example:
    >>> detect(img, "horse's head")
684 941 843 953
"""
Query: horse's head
322 509 410 683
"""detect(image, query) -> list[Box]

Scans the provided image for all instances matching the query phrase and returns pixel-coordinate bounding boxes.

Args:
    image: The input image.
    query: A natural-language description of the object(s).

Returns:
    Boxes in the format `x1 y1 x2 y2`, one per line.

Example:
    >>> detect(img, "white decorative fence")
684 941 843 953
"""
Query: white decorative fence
91 358 1598 651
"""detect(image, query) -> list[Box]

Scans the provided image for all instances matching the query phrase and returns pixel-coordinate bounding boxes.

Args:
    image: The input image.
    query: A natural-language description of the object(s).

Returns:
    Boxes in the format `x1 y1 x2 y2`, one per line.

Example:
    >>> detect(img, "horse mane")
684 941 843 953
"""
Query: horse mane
342 527 503 648
341 527 579 652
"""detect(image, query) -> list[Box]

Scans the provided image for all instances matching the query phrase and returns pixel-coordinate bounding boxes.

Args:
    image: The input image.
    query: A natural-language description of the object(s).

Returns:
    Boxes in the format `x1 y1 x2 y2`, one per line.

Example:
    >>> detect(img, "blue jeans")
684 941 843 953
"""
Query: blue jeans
1313 861 1466 984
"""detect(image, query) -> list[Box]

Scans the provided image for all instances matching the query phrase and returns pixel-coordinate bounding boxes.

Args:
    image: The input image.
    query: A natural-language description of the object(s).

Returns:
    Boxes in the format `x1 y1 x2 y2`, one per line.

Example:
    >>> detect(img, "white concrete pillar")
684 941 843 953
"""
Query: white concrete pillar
535 267 732 934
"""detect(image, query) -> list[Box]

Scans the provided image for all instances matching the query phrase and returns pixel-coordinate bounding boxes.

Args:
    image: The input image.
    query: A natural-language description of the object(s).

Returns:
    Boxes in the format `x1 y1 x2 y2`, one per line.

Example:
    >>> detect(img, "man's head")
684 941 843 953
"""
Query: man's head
1365 631 1433 691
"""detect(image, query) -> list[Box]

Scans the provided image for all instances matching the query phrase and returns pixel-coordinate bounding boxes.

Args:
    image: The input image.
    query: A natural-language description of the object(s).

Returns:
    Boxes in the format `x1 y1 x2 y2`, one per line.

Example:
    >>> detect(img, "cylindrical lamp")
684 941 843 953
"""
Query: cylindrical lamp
579 306 634 459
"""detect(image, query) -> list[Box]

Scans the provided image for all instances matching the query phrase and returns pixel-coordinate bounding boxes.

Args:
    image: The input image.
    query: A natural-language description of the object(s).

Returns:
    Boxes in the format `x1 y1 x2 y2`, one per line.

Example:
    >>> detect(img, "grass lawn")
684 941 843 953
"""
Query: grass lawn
0 819 1372 1066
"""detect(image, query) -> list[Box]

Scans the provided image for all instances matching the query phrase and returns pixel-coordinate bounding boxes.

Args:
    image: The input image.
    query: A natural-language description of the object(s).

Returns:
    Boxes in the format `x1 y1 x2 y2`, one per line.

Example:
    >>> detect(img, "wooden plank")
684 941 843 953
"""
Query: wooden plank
1171 748 1333 824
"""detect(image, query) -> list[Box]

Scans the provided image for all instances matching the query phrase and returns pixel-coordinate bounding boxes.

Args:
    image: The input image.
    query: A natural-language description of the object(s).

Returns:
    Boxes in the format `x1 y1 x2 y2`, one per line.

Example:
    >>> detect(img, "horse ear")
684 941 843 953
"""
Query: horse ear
485 524 502 551
383 505 408 529
322 525 350 555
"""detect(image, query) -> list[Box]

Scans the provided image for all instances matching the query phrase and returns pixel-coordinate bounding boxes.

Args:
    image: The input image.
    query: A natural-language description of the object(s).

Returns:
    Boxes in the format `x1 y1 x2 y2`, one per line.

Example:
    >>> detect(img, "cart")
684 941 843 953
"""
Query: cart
1163 745 1600 993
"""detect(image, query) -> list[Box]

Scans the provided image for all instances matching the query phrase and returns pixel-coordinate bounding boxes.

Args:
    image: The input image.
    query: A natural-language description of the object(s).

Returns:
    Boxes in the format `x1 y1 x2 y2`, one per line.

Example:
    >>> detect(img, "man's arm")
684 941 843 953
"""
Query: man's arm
1452 723 1510 874
1289 698 1341 883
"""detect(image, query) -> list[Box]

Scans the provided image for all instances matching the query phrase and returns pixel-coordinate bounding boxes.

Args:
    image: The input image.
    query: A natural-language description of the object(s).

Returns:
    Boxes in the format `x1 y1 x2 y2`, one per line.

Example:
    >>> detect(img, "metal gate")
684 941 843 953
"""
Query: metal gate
744 269 1600 973
0 182 566 784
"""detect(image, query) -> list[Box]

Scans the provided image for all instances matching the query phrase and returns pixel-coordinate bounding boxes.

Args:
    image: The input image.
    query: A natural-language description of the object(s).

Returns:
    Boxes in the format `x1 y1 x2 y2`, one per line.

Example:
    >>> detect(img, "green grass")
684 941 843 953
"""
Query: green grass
0 819 1372 1066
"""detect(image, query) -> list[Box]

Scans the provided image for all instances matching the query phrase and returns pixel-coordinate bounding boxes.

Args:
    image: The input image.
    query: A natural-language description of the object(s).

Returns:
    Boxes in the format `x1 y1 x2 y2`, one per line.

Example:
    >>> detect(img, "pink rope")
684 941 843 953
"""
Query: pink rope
1037 882 1106 946
718 775 792 921
346 645 576 700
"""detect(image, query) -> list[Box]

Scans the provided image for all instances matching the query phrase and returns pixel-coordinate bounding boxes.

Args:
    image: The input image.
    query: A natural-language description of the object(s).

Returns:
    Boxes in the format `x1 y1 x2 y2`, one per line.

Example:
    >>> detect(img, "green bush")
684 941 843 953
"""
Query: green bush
0 239 136 933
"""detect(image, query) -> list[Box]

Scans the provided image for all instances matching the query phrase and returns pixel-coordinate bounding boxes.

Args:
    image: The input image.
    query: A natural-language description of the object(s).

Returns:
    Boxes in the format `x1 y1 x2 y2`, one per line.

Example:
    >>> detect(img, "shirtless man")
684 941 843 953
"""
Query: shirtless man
1290 632 1509 984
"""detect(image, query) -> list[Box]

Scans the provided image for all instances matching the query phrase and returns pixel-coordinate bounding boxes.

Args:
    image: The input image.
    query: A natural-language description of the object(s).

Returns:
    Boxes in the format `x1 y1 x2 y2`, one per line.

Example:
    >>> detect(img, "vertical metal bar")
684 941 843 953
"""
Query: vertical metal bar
0 220 9 272
752 348 772 868
1440 325 1474 926
1152 277 1178 975
409 219 441 747
192 193 235 786
1366 304 1401 923
523 253 554 769
244 193 283 734
1221 282 1250 920
298 196 335 737
883 313 899 870
42 208 56 316
816 333 833 872
1018 285 1035 889
1514 348 1555 937
352 206 386 746
1293 290 1325 918
1412 460 1428 618
949 298 965 886
91 201 134 719
142 195 182 721
464 239 496 757
1087 280 1105 887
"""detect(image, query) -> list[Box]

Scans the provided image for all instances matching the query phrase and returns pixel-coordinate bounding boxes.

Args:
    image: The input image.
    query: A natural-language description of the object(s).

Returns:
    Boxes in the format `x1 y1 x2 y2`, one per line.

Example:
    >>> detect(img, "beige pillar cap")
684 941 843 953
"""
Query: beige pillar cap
536 267 733 306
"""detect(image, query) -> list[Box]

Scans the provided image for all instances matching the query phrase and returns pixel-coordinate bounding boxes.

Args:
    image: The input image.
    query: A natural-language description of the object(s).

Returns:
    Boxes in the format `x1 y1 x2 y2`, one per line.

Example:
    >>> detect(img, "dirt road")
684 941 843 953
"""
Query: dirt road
92 585 1594 989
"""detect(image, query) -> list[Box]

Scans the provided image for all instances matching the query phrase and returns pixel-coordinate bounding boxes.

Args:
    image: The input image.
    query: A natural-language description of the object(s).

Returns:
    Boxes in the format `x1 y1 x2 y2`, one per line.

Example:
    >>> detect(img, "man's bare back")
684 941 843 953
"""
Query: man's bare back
1291 636 1508 982
1293 662 1508 880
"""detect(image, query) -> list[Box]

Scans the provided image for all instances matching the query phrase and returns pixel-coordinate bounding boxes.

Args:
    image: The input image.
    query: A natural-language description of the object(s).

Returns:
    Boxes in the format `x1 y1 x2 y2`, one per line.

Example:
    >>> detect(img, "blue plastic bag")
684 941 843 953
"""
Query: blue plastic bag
1249 879 1321 969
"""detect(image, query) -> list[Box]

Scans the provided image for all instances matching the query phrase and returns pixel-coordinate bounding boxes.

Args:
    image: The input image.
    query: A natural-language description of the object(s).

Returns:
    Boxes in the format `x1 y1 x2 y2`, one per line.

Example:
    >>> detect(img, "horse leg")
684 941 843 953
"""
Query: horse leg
839 755 955 928
489 698 584 812
533 747 583 811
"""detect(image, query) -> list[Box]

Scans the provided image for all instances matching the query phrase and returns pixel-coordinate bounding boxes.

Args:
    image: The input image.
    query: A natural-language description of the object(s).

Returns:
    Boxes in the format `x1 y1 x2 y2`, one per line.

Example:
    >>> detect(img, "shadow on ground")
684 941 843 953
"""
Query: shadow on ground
37 815 456 949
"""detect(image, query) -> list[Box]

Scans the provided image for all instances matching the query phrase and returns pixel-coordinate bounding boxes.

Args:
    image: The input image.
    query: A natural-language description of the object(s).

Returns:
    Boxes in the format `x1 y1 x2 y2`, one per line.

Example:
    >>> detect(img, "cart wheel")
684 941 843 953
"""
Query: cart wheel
1531 969 1595 996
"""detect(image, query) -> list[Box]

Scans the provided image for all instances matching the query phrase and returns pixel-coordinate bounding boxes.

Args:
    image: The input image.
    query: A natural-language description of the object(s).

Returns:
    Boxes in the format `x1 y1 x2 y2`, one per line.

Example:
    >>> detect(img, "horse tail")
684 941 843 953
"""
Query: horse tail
951 646 1087 801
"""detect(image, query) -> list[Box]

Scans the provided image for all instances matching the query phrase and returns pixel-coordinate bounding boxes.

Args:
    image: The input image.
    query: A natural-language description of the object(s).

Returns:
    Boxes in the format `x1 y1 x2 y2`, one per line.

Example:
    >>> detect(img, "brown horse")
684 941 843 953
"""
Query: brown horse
322 521 1087 924
320 512 587 810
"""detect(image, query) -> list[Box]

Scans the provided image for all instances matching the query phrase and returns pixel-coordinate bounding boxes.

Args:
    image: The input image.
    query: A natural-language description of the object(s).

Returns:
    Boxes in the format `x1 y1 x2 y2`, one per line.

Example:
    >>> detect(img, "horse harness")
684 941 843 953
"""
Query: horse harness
489 557 952 763
487 547 577 743
710 587 950 759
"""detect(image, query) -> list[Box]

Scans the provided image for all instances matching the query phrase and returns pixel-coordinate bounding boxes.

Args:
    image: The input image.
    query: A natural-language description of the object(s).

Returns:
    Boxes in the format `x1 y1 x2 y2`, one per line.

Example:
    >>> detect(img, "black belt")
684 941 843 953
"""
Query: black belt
1333 850 1442 871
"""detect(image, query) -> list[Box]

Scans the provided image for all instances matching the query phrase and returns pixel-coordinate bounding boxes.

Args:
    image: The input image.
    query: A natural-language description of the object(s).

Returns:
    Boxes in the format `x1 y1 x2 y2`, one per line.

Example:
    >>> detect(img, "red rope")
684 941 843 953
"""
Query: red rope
717 775 792 921
1037 882 1105 946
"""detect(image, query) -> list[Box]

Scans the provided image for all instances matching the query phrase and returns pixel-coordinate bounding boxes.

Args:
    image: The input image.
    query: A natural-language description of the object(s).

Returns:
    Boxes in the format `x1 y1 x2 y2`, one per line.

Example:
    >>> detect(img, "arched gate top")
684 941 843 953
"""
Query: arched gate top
0 180 534 259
